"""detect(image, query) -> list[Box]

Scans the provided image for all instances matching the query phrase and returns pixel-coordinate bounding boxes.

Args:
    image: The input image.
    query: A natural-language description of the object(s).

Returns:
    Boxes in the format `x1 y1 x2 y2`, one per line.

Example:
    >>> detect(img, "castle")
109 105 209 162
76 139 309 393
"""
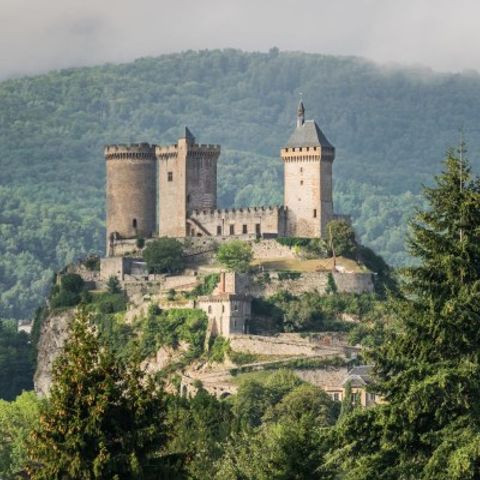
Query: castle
105 101 336 254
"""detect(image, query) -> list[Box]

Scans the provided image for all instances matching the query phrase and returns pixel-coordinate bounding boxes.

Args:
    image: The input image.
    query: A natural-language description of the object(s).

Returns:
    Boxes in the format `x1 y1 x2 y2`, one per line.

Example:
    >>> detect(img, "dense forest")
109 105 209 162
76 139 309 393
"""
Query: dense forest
2 48 480 320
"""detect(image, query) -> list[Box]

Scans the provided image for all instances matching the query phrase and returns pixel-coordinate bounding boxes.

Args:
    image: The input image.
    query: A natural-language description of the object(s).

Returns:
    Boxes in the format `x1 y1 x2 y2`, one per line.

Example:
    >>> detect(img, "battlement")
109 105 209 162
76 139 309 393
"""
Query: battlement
104 143 156 160
155 143 221 159
280 145 334 161
189 205 286 219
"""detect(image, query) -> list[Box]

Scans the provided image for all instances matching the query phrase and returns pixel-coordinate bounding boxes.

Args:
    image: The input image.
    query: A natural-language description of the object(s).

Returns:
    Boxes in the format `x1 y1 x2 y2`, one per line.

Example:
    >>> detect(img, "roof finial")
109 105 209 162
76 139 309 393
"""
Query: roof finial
297 93 305 127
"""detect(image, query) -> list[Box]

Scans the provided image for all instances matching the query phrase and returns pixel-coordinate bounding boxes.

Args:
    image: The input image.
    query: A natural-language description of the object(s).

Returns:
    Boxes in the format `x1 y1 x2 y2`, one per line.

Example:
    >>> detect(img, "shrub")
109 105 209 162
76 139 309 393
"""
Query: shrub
208 336 230 363
143 238 185 274
60 273 84 294
277 271 301 281
91 293 127 314
188 273 220 298
136 237 145 249
106 275 122 294
83 255 100 271
216 240 253 272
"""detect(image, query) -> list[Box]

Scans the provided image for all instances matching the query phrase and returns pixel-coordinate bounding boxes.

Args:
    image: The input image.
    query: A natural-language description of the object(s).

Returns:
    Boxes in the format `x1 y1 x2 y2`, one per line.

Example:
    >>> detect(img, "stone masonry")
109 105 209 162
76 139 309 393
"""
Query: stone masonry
105 102 338 254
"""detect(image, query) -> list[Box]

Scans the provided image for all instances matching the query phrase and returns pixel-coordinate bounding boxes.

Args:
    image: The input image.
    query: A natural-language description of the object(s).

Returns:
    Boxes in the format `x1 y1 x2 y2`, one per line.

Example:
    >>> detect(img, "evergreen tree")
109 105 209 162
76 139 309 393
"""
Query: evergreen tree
28 308 170 480
331 146 480 479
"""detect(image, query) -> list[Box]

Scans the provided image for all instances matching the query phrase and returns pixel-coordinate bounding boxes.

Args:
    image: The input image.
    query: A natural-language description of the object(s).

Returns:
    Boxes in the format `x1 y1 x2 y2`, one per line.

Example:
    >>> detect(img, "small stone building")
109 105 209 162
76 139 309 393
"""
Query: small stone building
198 272 251 338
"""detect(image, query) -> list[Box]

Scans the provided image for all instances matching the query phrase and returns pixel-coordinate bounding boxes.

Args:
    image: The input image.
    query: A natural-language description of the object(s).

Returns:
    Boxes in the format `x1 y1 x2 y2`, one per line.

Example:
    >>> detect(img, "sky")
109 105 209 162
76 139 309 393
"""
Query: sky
1 0 479 79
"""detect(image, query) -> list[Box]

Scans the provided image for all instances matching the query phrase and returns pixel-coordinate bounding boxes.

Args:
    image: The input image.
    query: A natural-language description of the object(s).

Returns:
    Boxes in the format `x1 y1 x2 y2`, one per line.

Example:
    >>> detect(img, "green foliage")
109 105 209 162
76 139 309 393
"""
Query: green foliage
277 270 301 280
327 219 357 258
105 275 121 294
331 147 480 478
28 308 169 479
188 273 220 298
216 240 253 272
208 336 230 363
83 255 100 271
0 392 43 480
49 273 86 309
143 237 185 274
138 308 208 360
229 350 259 365
0 321 35 400
89 291 127 314
325 272 337 294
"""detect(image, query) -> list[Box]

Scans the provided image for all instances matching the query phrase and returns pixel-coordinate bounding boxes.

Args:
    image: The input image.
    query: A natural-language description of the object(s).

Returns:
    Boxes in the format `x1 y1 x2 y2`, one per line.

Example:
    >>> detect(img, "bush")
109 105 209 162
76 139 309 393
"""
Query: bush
106 275 122 294
208 336 230 363
60 273 84 294
216 240 253 272
83 255 100 271
188 273 220 298
277 271 301 281
91 292 127 314
136 237 145 249
143 238 185 274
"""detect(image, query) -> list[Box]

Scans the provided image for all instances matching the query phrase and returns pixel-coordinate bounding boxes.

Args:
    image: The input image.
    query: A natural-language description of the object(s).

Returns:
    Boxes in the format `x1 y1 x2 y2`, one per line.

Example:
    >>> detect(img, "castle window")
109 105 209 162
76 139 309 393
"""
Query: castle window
255 223 261 236
313 209 317 218
217 225 222 236
208 305 212 314
222 305 225 313
132 218 137 229
167 172 173 182
229 225 235 235
187 194 191 204
300 167 303 172
242 224 248 234
300 180 303 186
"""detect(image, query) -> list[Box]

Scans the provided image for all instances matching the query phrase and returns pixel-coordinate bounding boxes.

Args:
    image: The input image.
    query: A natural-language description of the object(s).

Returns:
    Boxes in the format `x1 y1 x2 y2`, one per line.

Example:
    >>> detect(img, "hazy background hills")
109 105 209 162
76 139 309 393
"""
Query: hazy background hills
2 49 480 320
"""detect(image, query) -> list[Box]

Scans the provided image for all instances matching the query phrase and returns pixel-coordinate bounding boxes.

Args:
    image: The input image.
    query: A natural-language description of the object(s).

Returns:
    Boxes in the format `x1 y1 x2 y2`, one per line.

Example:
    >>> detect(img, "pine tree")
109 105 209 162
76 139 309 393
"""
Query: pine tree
28 308 169 480
332 146 480 479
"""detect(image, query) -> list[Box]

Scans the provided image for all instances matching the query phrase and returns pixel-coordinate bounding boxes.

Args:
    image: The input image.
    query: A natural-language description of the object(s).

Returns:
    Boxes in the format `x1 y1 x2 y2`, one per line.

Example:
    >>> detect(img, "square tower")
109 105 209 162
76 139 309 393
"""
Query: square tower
155 128 220 237
281 101 335 238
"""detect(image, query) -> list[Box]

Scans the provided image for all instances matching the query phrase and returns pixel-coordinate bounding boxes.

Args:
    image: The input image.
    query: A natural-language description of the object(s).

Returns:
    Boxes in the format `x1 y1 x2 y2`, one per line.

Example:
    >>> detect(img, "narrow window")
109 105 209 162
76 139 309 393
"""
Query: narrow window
167 172 173 182
242 224 248 234
313 209 317 218
300 180 303 186
217 225 222 235
229 225 235 235
187 194 191 204
208 305 212 314
300 167 303 172
255 223 261 236
222 305 225 313
132 218 137 229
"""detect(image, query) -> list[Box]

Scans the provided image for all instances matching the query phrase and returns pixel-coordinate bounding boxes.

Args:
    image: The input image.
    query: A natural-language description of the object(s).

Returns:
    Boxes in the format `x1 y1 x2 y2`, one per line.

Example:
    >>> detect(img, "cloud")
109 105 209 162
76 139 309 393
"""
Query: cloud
0 0 479 79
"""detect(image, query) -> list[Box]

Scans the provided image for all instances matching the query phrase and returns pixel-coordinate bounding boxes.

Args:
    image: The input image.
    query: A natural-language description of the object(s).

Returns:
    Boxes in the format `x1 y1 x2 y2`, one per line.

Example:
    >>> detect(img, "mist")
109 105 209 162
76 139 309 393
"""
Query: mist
1 0 479 79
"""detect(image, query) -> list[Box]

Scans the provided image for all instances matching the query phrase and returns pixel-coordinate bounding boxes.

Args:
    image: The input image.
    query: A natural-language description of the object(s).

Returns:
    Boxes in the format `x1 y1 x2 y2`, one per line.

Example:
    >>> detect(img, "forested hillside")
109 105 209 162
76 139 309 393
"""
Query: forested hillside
2 48 480 320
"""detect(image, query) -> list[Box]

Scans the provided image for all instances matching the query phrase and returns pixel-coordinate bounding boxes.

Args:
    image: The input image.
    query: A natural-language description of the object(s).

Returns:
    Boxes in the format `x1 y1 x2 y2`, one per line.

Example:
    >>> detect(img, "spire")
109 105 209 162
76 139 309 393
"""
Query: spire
182 126 196 144
296 97 305 127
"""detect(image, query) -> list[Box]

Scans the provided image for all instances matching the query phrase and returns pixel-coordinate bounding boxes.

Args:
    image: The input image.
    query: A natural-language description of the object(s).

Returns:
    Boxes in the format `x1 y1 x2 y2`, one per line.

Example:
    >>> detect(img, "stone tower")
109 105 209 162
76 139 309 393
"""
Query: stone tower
281 101 335 238
156 128 220 237
105 143 157 252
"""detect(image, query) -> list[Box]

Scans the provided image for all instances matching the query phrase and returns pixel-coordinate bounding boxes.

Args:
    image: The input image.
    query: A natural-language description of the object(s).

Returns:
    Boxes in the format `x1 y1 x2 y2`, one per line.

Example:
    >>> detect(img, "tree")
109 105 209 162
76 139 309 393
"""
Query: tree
331 147 480 479
28 308 170 479
0 321 35 401
216 241 253 273
106 275 121 294
143 238 185 274
327 219 356 258
0 392 43 480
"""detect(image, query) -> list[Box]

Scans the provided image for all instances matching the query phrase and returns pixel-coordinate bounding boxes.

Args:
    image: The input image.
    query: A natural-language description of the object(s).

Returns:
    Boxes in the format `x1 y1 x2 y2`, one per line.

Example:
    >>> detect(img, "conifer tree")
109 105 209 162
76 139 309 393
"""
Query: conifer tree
331 146 480 479
28 308 169 480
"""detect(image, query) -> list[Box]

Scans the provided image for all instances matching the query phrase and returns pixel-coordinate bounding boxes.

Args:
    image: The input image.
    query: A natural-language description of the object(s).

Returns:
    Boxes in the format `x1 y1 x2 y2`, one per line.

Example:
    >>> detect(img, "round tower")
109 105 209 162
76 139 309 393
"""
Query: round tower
105 143 156 253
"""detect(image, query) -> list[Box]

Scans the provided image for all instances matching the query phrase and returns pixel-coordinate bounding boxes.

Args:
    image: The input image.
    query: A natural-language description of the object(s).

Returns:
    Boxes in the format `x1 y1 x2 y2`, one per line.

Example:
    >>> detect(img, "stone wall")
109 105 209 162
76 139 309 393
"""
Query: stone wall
188 206 286 238
105 144 157 253
229 333 346 357
333 272 374 294
250 239 296 259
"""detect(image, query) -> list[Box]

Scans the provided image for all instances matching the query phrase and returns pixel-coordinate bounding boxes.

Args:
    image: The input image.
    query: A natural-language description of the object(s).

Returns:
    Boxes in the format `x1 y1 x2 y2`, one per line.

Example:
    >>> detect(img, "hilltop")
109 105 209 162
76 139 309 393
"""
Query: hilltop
2 49 480 320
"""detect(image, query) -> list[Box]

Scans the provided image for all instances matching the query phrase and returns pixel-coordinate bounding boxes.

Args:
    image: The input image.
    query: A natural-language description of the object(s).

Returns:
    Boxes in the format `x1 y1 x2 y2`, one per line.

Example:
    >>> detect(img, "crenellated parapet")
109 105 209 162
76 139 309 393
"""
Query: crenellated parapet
104 143 156 160
280 145 334 162
187 206 287 238
155 143 221 160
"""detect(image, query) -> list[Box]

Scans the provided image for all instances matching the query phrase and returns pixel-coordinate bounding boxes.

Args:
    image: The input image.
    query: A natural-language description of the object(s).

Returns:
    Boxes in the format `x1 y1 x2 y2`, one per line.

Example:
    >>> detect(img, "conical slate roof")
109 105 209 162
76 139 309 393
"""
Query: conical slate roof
182 126 196 144
285 120 333 148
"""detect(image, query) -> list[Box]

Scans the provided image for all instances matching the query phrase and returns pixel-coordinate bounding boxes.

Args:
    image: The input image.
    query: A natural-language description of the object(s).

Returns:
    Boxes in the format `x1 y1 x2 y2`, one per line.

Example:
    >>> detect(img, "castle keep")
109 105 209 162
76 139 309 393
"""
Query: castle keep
105 102 337 253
